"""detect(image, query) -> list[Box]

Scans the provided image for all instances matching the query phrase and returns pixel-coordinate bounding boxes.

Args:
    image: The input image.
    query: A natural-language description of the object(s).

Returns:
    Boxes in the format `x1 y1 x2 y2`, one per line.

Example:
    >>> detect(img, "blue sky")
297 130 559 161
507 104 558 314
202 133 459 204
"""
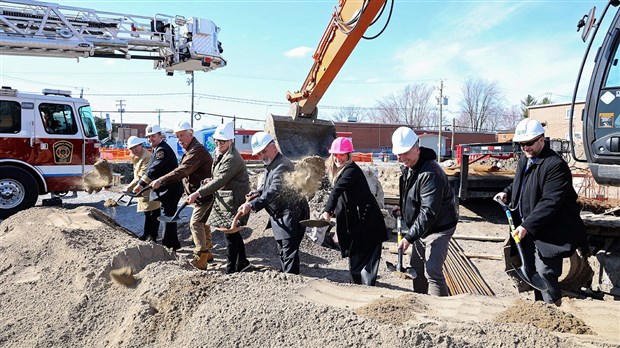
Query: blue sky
0 0 611 131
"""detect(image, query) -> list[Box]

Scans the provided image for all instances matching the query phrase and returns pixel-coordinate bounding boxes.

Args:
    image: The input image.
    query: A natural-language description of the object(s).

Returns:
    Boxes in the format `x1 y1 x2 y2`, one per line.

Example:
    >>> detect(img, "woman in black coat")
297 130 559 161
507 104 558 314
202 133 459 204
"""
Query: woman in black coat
321 137 388 286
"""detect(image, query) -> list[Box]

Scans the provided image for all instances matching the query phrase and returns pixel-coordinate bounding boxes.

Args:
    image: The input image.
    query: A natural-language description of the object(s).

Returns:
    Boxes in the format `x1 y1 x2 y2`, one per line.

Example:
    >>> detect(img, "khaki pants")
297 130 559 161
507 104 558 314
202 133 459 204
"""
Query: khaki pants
190 203 212 254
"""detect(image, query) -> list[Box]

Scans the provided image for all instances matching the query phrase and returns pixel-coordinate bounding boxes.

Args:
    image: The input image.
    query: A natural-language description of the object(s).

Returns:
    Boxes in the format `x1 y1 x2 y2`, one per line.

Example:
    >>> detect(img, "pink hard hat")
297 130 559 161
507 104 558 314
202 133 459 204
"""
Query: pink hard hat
328 137 354 154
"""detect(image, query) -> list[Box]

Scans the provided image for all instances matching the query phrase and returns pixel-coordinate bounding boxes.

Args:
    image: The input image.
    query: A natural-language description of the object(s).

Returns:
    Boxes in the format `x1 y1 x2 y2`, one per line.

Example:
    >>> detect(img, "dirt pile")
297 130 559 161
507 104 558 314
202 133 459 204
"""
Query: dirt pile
1 194 618 347
494 299 594 335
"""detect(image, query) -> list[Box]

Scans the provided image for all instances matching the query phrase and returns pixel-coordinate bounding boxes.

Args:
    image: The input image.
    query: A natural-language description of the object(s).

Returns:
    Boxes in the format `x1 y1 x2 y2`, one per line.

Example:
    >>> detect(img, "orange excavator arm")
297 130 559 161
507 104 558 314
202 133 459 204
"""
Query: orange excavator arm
286 0 388 119
268 0 389 159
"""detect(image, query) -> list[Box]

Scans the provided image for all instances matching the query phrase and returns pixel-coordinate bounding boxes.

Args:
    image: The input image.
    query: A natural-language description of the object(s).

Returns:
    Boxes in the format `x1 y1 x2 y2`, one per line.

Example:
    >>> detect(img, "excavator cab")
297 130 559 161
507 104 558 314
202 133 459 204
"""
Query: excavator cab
572 1 620 186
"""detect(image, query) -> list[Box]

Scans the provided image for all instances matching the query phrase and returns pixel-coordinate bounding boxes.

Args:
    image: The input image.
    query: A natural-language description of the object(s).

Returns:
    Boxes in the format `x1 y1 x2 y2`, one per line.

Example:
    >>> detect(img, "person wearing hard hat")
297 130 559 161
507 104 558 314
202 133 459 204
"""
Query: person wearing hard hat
150 121 215 269
134 124 184 250
188 122 252 274
494 118 587 305
237 132 310 275
124 136 161 242
320 137 388 286
392 126 458 296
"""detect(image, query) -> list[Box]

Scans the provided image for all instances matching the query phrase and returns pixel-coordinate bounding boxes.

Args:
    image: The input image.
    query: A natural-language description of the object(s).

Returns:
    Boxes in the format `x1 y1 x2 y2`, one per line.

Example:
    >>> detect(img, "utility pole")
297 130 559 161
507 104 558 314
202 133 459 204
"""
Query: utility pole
156 109 162 126
437 80 444 162
116 99 126 127
188 72 195 128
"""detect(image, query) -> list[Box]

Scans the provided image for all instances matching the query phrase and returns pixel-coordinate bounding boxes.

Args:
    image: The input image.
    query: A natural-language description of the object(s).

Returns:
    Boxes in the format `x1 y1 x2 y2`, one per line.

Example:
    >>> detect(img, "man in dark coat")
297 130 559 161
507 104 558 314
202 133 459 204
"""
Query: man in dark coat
392 127 458 296
238 132 309 275
495 119 587 305
134 124 183 250
321 137 387 286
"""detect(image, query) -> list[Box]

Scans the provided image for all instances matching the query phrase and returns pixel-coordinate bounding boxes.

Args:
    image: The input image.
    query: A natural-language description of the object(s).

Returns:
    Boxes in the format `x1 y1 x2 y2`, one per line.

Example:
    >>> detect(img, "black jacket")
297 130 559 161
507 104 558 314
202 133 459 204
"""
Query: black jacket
399 147 458 242
138 140 182 201
251 153 309 240
323 162 388 258
503 145 587 258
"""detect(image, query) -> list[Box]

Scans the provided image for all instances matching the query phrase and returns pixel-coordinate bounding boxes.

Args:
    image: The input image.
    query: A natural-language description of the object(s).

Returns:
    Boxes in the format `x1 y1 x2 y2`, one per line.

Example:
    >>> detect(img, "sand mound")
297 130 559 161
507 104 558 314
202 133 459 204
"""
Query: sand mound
494 299 594 335
0 205 615 347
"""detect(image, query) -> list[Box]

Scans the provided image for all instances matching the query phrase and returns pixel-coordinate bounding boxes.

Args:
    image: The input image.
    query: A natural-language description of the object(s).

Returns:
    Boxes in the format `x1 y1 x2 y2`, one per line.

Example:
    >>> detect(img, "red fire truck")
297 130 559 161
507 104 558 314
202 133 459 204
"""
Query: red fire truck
0 87 103 218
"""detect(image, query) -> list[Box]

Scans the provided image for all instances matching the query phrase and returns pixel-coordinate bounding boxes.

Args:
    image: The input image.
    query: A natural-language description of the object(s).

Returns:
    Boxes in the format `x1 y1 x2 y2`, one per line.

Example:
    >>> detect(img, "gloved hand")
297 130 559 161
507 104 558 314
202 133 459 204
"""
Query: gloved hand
391 206 401 218
493 192 507 203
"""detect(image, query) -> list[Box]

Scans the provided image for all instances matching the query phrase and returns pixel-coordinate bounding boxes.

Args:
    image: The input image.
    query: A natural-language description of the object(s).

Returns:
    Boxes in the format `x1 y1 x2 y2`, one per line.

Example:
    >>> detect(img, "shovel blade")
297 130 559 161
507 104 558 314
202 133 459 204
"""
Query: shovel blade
116 195 133 207
511 264 548 291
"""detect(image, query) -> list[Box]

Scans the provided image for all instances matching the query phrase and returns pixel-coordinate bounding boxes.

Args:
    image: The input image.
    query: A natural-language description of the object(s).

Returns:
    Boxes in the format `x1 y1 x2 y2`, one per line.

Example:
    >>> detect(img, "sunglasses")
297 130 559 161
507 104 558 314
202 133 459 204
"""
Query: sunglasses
519 135 543 147
214 139 228 144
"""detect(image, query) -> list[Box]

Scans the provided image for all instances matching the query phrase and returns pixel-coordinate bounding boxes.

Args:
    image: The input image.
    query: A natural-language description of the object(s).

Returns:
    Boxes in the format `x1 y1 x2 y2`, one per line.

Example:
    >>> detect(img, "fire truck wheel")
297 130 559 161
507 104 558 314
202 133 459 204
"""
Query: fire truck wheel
0 166 39 219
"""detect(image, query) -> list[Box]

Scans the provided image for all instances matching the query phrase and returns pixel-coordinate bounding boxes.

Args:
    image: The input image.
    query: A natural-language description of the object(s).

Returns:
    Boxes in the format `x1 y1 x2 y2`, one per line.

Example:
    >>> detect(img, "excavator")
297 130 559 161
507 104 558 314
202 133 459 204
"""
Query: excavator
266 0 393 158
571 0 620 187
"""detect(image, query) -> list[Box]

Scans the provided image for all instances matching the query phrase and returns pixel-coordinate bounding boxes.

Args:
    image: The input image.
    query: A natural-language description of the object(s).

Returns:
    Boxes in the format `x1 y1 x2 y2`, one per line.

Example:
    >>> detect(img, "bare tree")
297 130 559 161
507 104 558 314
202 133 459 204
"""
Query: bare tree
457 78 505 132
497 105 523 130
332 105 368 122
370 83 435 127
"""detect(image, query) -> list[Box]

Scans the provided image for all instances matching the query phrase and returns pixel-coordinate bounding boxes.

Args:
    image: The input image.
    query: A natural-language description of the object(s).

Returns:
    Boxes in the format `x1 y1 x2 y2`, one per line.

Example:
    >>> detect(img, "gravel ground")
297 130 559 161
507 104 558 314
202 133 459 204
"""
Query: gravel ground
0 164 618 348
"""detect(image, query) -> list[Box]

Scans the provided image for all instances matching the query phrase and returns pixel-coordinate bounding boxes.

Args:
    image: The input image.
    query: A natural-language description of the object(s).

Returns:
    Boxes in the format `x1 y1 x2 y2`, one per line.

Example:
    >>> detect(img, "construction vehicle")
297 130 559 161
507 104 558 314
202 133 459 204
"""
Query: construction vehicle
567 0 620 296
0 0 226 74
267 0 393 158
0 0 228 219
571 0 620 186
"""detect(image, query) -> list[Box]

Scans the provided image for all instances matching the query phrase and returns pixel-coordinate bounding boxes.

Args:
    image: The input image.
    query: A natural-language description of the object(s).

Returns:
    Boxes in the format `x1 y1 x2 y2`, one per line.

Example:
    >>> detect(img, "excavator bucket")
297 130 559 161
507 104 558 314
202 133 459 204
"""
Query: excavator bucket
265 114 336 159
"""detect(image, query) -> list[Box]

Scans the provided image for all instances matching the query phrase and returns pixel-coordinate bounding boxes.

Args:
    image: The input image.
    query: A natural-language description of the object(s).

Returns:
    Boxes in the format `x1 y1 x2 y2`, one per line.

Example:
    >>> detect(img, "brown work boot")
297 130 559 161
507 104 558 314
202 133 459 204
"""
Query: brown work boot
205 252 214 262
190 251 210 270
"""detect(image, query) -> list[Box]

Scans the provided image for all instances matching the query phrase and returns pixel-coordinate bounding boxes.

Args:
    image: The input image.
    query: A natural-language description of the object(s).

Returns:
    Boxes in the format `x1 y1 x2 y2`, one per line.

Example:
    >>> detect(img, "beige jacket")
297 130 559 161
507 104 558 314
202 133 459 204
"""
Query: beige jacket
127 149 161 212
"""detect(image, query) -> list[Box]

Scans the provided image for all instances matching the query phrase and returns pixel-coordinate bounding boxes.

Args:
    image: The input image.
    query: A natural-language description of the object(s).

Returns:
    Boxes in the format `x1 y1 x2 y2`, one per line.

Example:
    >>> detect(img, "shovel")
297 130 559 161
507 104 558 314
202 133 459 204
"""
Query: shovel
116 186 150 207
213 194 256 234
300 219 331 228
158 200 189 223
493 196 548 292
386 218 417 279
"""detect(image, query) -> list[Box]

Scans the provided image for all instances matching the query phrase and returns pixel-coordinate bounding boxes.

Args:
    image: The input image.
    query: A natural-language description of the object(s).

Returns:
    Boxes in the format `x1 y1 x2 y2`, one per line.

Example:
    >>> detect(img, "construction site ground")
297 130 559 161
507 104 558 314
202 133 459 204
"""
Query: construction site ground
0 163 619 347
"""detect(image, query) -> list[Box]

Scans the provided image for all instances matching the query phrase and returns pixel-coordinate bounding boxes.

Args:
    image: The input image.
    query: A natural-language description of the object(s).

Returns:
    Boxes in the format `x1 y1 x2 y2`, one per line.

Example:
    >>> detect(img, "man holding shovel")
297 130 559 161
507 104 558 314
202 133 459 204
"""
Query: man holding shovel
237 132 310 275
187 122 252 274
494 119 587 305
150 121 214 270
125 136 160 242
133 124 183 251
392 127 458 297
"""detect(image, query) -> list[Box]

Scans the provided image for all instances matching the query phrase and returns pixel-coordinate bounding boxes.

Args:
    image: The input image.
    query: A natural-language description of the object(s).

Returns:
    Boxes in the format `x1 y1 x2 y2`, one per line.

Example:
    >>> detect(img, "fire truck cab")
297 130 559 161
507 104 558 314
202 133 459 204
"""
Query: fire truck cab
0 86 101 219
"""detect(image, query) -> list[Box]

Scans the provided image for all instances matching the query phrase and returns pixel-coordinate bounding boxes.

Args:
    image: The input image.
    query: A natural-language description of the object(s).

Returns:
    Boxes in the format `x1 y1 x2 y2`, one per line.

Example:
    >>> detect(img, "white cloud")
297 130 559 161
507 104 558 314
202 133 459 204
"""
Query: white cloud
283 46 313 58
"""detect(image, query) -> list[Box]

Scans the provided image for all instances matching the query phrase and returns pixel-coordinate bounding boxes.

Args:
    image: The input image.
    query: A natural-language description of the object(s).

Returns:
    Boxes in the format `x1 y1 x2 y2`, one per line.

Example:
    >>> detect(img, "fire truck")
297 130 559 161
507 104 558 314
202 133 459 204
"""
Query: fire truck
0 0 227 218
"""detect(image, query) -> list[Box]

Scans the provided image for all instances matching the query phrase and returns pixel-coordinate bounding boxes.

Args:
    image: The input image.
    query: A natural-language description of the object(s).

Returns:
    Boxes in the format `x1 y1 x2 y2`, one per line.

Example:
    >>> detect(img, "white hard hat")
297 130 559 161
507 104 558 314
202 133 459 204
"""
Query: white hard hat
145 124 162 136
391 127 419 155
213 122 234 140
173 121 192 133
126 136 144 149
251 131 274 155
513 119 545 142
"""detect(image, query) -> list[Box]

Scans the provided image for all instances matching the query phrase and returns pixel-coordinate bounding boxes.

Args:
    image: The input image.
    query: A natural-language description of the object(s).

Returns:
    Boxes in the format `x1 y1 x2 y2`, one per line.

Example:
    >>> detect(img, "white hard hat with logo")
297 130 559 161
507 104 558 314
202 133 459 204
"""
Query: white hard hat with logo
251 132 274 155
213 122 234 141
145 124 162 136
173 121 192 133
127 136 144 149
513 119 545 142
391 126 419 155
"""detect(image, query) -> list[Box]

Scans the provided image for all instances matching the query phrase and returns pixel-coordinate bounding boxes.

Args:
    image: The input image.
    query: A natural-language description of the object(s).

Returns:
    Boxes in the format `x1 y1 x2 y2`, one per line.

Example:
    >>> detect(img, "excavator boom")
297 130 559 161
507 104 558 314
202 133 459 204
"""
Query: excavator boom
267 0 389 158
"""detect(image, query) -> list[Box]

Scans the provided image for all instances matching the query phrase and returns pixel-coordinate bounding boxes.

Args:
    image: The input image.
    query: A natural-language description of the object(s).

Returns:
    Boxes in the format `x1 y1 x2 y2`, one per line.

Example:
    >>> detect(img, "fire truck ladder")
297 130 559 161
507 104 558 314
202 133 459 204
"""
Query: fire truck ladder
0 0 226 73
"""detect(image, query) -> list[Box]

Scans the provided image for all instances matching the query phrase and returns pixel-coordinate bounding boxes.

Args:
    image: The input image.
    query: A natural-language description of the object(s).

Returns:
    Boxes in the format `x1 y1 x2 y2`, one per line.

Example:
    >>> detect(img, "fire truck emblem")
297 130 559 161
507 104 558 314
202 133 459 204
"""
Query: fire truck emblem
53 141 73 164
